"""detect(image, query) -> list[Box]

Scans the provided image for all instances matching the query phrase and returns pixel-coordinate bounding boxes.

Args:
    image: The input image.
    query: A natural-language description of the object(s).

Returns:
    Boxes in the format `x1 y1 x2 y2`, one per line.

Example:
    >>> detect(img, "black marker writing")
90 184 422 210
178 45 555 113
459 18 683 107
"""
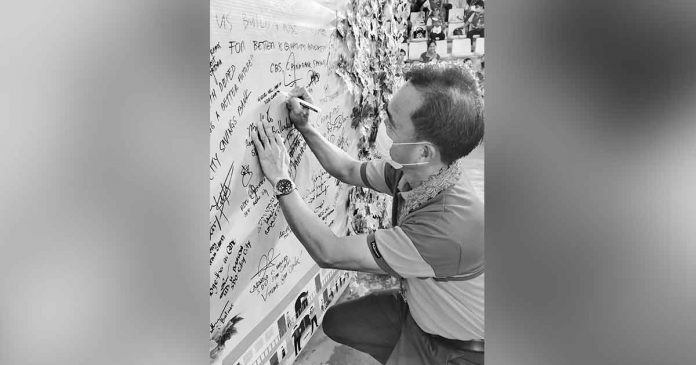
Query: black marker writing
249 248 301 301
209 153 221 180
229 40 245 54
306 69 320 88
210 234 225 265
253 40 275 51
237 89 252 117
217 117 238 153
210 300 232 334
210 162 235 220
240 164 253 187
215 13 233 31
284 52 302 87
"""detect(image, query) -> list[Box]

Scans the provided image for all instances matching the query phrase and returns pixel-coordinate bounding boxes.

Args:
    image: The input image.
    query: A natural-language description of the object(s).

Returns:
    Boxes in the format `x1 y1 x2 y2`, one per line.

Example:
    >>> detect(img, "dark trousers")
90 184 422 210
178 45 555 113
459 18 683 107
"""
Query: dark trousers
468 28 485 38
322 290 484 365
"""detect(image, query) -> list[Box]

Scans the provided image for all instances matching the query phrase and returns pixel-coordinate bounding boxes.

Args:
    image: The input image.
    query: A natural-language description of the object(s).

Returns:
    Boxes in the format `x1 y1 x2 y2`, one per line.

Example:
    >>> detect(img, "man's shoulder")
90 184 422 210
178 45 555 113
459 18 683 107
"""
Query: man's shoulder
400 195 484 277
423 175 483 213
405 177 483 240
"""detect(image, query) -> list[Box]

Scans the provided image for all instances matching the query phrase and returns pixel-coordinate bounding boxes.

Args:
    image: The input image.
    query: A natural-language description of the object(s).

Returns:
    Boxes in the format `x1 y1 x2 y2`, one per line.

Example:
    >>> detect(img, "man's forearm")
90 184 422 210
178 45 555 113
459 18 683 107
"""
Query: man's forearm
277 189 336 267
297 125 358 182
276 188 385 274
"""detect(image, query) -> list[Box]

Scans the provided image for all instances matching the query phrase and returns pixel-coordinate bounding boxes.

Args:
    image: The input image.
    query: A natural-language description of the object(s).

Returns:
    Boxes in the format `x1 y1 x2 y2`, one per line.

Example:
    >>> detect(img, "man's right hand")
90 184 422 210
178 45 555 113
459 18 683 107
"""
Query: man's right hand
286 86 315 131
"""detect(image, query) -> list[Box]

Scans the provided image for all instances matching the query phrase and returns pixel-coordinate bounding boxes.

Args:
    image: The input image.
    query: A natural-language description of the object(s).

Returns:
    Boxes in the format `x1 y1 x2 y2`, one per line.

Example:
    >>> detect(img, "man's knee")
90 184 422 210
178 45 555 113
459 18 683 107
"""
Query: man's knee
321 305 344 343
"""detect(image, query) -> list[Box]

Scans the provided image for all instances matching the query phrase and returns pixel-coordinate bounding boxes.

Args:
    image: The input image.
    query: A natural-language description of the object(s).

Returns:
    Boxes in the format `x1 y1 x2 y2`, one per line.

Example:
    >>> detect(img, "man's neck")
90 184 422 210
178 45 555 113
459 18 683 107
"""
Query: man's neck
401 162 448 190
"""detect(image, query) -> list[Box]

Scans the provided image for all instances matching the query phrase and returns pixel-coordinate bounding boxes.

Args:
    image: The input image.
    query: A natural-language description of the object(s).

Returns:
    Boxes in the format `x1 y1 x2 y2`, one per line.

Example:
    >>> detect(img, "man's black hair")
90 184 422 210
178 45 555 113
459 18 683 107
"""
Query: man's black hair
404 64 484 164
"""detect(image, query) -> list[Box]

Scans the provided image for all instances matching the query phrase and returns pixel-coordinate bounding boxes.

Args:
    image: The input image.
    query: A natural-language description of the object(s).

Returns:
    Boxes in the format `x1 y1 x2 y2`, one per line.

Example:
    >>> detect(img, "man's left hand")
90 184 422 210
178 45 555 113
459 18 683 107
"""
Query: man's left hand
250 120 291 185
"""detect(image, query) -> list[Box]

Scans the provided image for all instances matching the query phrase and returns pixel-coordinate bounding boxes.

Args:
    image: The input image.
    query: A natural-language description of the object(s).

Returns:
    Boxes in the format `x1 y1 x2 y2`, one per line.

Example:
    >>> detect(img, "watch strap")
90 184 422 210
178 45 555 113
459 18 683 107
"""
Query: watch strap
275 187 296 199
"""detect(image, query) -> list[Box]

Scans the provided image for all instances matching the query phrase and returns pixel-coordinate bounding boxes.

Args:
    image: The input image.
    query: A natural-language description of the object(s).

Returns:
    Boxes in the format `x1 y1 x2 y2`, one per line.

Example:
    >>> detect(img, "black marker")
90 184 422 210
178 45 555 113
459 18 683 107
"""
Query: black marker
278 91 322 113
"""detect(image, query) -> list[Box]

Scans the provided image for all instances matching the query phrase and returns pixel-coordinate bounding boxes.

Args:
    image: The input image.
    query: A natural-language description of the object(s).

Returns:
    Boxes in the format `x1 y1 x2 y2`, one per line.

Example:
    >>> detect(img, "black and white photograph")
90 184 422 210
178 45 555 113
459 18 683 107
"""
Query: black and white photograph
5 1 696 365
210 0 485 364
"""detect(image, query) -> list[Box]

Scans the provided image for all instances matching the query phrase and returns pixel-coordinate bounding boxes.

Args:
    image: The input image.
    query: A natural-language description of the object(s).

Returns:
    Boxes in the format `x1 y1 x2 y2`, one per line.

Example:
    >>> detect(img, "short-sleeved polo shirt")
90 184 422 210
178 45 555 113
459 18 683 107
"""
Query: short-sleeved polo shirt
361 159 484 341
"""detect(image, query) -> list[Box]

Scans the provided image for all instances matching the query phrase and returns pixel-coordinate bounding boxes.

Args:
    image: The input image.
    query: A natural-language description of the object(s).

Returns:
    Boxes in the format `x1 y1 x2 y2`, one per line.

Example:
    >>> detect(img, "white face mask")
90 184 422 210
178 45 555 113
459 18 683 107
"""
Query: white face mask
386 141 431 169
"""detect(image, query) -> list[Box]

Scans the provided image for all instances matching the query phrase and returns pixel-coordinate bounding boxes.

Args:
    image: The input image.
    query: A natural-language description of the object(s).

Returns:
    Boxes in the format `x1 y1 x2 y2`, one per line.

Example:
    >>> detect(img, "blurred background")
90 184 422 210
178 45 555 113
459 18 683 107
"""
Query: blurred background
2 0 695 364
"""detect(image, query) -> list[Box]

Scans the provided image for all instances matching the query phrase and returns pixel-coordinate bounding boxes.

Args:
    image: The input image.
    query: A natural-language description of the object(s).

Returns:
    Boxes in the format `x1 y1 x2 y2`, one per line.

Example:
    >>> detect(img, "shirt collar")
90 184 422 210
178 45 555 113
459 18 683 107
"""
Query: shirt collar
397 160 463 221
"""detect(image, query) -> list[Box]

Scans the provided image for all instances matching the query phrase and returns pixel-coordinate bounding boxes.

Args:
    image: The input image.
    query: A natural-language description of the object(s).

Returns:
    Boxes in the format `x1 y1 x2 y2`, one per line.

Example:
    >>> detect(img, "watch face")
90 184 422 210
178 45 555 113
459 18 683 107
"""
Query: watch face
276 179 293 195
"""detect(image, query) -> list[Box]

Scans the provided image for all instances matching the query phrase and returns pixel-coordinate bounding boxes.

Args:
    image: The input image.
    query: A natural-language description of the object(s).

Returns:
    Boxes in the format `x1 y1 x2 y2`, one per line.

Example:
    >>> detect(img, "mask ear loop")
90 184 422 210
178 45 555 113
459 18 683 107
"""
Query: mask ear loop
388 142 436 169
387 160 429 170
390 141 434 146
392 141 437 160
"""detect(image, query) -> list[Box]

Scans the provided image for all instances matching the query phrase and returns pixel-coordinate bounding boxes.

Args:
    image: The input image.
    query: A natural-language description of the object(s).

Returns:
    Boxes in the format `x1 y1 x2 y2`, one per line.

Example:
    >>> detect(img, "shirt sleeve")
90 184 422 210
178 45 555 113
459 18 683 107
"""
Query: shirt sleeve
359 159 401 195
367 206 484 279
367 225 437 279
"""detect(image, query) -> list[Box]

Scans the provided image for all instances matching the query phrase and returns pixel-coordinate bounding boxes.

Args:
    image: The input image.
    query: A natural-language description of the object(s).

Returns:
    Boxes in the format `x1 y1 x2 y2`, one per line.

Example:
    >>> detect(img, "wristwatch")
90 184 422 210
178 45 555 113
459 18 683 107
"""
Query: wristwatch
274 178 296 198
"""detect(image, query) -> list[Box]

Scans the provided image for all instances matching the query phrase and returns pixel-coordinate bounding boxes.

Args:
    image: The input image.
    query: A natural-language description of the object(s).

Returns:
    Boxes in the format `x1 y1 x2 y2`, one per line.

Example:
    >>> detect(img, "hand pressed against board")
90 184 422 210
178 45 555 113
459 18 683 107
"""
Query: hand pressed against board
251 120 291 186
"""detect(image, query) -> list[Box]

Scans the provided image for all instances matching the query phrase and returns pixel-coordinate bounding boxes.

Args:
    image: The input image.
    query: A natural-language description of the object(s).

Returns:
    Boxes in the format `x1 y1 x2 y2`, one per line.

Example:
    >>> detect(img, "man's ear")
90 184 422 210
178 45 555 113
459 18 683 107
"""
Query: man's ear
421 143 437 161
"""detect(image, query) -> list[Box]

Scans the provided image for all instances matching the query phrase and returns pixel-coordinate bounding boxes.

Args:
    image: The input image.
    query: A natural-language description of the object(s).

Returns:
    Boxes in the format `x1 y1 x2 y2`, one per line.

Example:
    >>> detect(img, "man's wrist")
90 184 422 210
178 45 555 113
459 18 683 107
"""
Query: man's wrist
296 123 314 135
276 188 297 200
269 173 291 186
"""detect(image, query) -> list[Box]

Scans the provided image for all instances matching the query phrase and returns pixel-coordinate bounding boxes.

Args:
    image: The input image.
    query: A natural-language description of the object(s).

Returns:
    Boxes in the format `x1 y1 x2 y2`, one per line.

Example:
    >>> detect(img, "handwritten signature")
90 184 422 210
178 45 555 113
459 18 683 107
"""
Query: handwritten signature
210 300 232 334
284 52 302 87
240 164 253 187
210 162 235 220
249 248 300 301
306 69 320 88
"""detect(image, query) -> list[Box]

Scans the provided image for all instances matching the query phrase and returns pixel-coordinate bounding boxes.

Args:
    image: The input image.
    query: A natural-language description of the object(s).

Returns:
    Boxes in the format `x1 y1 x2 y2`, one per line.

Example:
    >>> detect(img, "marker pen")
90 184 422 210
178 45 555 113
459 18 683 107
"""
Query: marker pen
278 91 322 113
